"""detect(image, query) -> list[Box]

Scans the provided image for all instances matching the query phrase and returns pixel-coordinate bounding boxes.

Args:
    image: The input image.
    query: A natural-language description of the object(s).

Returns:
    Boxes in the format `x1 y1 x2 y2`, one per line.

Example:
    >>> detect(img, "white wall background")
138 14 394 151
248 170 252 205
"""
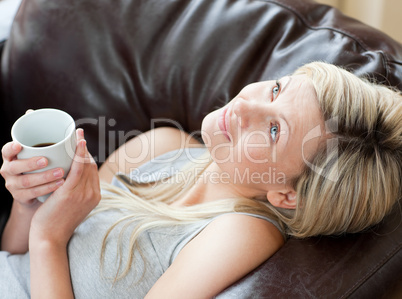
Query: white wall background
0 0 22 42
316 0 402 43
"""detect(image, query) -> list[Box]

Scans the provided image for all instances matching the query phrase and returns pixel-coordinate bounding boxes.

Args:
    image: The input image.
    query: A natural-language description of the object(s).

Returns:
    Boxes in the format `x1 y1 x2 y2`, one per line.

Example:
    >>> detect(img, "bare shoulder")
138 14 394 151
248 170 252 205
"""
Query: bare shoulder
146 213 284 298
99 127 203 183
205 213 285 251
197 213 285 266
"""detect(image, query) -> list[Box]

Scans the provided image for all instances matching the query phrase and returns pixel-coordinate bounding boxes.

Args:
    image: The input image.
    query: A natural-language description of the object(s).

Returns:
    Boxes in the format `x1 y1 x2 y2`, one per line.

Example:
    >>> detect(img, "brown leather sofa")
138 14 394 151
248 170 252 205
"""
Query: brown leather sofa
1 0 401 297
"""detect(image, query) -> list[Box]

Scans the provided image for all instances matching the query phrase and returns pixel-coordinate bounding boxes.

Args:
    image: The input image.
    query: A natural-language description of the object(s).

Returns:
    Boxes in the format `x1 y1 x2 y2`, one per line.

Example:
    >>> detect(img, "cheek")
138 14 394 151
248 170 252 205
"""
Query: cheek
239 132 272 163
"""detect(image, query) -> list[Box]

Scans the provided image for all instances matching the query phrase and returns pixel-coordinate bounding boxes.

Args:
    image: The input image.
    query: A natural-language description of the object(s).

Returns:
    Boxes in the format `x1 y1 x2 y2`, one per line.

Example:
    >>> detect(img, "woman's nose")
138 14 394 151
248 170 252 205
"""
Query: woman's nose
233 98 261 128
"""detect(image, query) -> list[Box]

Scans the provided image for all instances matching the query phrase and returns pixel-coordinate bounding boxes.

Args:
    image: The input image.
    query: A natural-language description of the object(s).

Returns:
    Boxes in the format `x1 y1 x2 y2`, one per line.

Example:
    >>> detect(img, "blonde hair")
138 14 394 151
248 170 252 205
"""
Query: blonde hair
290 62 402 237
95 62 402 281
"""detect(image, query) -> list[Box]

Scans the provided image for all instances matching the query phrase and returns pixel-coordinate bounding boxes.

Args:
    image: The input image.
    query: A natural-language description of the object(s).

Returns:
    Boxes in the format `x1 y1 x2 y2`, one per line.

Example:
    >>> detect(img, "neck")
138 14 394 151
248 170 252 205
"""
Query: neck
171 162 255 207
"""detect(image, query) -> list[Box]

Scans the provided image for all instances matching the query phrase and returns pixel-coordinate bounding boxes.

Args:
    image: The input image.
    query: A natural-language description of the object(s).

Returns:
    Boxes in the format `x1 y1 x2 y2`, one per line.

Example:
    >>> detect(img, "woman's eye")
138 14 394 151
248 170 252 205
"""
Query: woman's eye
270 124 279 142
272 81 281 99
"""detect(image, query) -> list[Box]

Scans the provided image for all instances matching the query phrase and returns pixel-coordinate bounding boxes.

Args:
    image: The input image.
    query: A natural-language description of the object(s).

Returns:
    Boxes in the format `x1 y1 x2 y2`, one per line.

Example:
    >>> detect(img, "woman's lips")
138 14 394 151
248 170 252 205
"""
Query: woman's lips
218 106 231 141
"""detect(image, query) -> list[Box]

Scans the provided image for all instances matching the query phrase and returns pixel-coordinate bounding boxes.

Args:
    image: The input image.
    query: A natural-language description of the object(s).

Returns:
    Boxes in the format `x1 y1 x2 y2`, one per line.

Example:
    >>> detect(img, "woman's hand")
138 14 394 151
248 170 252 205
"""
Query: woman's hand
29 128 101 247
0 142 65 208
28 129 101 299
0 132 64 253
0 108 64 209
23 129 100 299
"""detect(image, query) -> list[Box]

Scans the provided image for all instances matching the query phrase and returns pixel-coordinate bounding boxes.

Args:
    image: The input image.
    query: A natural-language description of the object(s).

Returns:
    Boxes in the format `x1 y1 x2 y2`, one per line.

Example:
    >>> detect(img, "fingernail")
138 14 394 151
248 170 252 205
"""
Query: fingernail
77 128 84 137
12 142 20 151
53 169 63 178
56 179 64 187
37 158 47 167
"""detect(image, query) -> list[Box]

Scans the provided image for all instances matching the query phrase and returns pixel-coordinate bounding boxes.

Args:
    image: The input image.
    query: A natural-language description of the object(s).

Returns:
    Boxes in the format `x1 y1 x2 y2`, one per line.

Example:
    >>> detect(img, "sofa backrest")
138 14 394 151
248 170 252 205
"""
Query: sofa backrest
1 0 402 163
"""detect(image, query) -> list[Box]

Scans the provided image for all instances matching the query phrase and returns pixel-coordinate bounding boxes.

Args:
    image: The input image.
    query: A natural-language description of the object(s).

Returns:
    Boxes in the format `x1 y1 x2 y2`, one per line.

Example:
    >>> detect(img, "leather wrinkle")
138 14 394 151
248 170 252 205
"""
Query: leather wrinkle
343 243 402 298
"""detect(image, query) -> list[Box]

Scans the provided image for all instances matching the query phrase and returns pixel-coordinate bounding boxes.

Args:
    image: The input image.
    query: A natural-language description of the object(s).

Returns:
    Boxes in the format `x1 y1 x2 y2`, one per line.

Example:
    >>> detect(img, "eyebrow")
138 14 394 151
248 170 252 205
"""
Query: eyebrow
279 111 291 148
278 76 292 146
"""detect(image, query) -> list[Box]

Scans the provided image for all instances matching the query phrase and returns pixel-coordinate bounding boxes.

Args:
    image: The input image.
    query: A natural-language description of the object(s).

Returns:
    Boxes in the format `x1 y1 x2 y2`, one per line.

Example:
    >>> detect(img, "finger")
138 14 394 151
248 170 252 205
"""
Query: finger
4 156 48 175
15 179 64 203
76 129 91 164
25 109 34 114
1 142 22 161
85 149 100 188
14 168 64 189
63 139 87 189
76 138 99 188
84 138 95 164
76 147 101 208
76 128 84 142
89 161 101 196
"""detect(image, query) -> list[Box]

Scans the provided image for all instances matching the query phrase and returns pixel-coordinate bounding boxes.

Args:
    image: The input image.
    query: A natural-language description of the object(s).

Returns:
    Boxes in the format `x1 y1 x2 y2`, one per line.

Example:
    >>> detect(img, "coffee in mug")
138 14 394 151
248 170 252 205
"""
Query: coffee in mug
33 143 57 147
11 109 77 202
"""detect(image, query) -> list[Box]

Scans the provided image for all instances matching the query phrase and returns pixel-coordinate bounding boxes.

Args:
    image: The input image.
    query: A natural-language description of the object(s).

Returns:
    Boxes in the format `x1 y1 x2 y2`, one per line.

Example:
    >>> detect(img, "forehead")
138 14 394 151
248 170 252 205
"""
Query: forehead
278 75 325 174
282 75 316 99
279 75 322 134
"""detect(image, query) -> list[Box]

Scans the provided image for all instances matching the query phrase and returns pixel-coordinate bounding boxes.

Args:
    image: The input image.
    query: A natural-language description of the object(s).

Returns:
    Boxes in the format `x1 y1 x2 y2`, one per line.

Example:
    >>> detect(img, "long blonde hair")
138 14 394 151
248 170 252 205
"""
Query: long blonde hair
95 61 402 280
290 62 402 237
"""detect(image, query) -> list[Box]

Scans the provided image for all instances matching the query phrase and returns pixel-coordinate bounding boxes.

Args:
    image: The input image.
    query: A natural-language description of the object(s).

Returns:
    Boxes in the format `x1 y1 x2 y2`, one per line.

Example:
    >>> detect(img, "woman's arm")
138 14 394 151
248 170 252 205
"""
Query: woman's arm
145 214 284 298
29 241 74 298
1 200 40 253
28 129 100 299
0 142 65 253
98 127 203 183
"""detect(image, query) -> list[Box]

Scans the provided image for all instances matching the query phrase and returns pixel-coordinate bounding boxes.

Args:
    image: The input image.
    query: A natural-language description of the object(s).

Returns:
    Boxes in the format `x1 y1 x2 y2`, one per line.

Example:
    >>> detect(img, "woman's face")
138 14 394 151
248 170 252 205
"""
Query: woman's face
201 75 327 199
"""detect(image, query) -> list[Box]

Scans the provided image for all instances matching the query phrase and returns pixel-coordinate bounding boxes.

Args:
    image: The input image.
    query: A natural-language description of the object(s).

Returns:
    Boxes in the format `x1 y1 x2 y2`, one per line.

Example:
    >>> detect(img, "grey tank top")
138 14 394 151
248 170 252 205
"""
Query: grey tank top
0 147 284 299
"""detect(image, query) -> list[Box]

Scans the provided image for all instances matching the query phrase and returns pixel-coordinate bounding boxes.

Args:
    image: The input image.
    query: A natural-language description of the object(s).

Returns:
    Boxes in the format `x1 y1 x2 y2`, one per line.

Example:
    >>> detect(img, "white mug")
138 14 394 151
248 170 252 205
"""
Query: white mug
11 109 77 202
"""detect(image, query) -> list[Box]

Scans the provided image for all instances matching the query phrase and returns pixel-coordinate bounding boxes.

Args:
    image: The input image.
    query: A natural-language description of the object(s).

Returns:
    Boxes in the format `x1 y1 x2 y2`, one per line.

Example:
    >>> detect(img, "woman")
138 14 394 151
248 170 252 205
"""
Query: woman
1 62 401 298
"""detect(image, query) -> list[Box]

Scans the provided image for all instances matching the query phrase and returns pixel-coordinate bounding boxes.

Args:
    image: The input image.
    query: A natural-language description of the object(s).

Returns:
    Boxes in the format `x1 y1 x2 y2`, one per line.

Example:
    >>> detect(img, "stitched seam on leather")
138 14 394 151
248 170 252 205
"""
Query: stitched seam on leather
341 243 402 299
263 0 374 51
260 0 396 78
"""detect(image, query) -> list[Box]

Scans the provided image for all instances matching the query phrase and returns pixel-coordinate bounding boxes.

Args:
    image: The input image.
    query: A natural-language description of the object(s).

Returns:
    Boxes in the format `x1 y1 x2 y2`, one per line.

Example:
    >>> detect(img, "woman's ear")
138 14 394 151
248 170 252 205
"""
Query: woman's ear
266 190 297 209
